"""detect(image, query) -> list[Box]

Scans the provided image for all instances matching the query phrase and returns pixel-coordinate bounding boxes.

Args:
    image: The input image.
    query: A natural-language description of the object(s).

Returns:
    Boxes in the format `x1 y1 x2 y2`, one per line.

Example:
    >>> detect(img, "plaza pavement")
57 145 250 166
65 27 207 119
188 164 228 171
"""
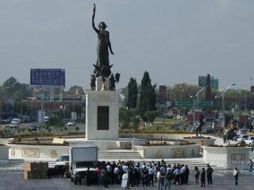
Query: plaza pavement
0 170 253 190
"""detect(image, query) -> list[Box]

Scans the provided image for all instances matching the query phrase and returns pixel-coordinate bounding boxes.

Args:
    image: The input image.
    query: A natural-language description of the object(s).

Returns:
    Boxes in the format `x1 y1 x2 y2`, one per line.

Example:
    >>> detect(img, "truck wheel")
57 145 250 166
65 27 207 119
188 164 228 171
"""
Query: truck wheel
71 177 73 182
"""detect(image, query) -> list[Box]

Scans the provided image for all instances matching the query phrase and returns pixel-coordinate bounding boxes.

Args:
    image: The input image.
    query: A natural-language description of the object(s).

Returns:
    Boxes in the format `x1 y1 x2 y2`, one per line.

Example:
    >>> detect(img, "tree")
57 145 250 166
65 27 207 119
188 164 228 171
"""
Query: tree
144 110 159 125
1 77 32 101
127 78 138 109
119 107 131 128
169 83 199 100
119 107 140 130
139 71 157 122
66 86 84 96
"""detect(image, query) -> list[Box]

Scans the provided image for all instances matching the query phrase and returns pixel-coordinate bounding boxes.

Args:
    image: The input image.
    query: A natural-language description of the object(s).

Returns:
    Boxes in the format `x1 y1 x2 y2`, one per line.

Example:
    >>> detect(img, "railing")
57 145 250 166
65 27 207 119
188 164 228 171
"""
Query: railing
0 160 24 170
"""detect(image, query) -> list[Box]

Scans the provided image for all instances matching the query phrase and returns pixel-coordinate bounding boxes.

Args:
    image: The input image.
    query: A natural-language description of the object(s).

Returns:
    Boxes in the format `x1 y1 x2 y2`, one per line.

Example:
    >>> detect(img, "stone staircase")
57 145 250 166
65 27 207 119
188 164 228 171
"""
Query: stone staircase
162 158 212 169
98 150 143 160
98 153 216 169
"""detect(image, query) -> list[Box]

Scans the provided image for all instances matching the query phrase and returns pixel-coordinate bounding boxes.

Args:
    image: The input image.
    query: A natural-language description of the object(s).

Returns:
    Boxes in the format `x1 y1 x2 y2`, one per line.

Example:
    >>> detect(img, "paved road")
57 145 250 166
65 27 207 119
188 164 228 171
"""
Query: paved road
0 170 253 190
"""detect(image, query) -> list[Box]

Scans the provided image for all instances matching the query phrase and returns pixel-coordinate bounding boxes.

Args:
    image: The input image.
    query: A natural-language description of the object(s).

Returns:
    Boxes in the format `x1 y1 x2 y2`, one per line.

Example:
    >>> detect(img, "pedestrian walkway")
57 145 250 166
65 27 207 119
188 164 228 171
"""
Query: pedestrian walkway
1 170 254 190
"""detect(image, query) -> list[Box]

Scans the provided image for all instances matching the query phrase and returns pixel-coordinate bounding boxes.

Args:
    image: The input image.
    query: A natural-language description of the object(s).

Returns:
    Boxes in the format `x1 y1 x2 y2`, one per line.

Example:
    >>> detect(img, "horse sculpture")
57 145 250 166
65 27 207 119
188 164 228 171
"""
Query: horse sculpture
223 125 237 144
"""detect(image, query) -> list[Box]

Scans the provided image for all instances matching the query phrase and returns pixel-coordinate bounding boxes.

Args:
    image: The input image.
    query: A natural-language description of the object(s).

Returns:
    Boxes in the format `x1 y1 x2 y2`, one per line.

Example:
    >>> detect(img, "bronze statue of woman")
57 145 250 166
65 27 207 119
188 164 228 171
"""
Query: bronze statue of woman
92 4 114 78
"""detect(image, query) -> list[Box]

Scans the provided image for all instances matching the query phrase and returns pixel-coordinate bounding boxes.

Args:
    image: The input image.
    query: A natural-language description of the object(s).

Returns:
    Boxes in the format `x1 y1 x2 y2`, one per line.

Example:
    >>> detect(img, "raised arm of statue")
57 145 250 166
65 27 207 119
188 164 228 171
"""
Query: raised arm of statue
92 3 99 33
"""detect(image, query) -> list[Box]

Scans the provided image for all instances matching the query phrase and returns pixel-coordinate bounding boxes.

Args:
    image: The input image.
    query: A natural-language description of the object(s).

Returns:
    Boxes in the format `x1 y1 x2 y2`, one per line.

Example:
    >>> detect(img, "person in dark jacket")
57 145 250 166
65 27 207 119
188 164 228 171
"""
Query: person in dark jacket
194 166 200 184
206 164 214 185
200 168 206 187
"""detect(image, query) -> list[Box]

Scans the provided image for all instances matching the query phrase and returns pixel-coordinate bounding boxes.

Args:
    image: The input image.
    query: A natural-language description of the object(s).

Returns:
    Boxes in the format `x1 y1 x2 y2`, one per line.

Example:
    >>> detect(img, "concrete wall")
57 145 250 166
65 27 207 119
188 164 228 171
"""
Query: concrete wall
203 146 252 169
183 137 216 146
0 145 9 160
134 144 199 159
8 144 68 161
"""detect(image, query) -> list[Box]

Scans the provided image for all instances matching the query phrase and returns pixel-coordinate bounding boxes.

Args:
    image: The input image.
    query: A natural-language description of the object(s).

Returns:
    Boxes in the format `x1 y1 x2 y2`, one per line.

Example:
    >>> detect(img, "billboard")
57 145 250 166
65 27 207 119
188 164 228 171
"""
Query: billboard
30 69 65 87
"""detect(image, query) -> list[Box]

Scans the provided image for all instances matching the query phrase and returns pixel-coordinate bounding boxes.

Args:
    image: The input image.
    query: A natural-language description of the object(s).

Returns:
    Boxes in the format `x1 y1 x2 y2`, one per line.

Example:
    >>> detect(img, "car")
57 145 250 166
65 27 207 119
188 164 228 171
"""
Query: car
237 134 249 142
8 119 20 129
8 123 19 129
44 116 49 122
67 121 75 127
11 118 21 124
55 155 69 169
245 136 254 145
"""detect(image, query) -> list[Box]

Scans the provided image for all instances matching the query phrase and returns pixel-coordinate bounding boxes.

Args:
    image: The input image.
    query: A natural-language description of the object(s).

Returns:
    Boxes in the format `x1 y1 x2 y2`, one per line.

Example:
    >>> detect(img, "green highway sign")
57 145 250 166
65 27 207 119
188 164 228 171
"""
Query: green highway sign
175 100 192 108
175 100 214 109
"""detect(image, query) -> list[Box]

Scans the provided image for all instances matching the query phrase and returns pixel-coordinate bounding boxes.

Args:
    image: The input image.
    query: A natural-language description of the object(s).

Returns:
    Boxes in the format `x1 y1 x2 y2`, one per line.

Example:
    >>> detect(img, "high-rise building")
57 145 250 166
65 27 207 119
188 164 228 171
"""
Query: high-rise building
158 85 168 104
198 75 219 90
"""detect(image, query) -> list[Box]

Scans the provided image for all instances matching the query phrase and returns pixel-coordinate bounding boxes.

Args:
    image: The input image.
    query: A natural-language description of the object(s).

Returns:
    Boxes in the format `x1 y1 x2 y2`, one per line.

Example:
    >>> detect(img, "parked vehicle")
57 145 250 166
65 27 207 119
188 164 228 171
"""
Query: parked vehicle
245 136 254 145
55 155 69 169
237 134 249 142
8 118 21 129
44 116 49 122
11 118 21 124
67 121 75 127
69 145 98 185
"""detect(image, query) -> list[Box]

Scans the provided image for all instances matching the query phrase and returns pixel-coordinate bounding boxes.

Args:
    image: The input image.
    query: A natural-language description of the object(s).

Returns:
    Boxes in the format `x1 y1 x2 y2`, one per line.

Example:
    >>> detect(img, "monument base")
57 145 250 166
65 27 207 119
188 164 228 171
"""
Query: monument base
85 90 119 140
203 145 252 169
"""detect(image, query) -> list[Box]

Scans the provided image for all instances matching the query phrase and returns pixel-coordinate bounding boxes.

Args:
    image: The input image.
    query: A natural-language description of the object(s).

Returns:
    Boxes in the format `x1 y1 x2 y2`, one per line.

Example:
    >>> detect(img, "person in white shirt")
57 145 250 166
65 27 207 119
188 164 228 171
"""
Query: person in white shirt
121 171 128 189
157 170 163 190
233 167 239 185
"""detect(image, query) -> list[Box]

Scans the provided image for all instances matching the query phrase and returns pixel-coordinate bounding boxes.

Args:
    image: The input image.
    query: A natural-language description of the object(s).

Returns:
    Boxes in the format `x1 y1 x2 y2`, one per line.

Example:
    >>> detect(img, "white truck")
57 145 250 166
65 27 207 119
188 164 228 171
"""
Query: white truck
69 145 98 185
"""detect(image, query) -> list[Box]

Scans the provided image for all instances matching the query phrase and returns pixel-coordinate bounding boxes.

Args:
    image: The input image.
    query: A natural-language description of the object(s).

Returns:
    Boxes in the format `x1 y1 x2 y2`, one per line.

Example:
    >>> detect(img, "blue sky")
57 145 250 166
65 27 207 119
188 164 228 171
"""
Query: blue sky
0 0 253 90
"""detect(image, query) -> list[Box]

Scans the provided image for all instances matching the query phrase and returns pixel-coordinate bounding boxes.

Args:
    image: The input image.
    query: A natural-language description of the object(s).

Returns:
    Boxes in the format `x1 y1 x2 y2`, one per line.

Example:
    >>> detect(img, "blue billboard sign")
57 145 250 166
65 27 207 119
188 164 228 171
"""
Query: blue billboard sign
30 69 65 87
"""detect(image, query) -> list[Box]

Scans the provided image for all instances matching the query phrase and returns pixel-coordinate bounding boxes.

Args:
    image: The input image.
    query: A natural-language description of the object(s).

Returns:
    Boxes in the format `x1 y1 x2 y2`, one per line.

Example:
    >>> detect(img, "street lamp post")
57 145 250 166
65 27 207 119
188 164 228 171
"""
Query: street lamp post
216 83 236 128
191 86 207 125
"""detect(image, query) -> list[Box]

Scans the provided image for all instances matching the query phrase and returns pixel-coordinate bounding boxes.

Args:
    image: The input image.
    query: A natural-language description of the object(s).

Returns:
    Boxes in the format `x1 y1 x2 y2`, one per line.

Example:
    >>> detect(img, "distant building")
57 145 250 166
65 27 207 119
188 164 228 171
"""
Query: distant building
251 86 254 95
198 76 219 90
158 85 168 104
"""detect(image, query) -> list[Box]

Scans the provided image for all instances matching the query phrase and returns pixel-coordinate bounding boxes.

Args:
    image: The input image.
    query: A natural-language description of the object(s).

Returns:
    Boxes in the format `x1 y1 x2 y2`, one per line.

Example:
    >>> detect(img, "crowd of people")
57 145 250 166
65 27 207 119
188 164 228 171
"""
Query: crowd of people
83 160 214 189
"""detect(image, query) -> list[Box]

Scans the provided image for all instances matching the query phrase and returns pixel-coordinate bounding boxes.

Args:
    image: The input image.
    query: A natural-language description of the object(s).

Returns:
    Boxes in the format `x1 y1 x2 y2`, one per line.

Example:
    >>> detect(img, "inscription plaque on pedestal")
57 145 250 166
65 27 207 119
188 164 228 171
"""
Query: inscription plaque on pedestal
97 106 109 130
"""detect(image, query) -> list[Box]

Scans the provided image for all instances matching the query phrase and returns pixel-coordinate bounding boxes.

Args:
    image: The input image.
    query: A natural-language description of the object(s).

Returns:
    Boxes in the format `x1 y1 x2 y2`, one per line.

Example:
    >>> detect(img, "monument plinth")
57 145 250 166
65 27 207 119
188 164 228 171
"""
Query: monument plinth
85 90 119 140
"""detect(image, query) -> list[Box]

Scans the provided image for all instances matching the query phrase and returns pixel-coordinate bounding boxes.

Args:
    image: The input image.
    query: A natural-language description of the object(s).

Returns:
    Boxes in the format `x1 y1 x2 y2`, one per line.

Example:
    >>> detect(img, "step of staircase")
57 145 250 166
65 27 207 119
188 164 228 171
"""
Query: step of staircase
163 158 211 169
98 150 143 160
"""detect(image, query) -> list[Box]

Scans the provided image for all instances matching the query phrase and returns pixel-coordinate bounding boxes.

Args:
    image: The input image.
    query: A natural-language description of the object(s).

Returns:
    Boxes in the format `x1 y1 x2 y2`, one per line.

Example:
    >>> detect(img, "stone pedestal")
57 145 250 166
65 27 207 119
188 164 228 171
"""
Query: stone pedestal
203 146 252 169
96 77 109 91
85 90 119 140
183 136 216 146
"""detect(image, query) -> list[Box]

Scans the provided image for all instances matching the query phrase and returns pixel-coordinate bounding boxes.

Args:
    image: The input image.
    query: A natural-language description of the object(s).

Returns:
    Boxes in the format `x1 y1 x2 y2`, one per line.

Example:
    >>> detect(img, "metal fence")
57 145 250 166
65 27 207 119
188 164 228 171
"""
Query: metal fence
0 160 24 171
